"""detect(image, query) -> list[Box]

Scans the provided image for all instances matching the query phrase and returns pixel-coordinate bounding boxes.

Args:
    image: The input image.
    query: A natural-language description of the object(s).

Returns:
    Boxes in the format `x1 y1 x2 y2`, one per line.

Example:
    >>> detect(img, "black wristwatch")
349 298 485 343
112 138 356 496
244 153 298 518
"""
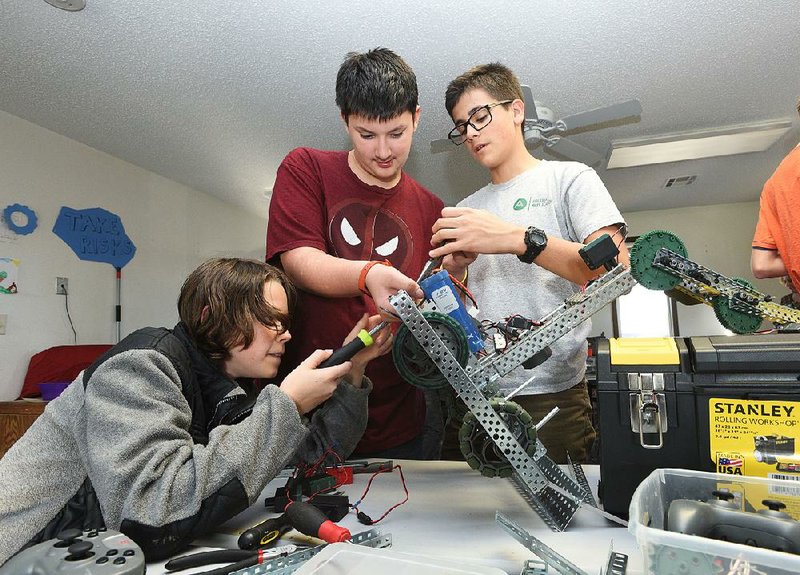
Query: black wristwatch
517 226 548 264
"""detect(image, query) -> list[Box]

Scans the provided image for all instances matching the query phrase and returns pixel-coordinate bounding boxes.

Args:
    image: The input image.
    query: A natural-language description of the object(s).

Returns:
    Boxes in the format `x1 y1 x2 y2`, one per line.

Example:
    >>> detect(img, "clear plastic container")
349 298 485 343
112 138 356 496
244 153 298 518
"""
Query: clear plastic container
628 468 800 574
294 543 507 575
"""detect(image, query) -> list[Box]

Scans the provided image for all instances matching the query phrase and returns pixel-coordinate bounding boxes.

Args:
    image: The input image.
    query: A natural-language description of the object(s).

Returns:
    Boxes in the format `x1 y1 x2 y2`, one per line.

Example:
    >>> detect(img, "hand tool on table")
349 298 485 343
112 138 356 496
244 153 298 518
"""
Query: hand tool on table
237 512 292 550
284 499 351 543
164 544 296 574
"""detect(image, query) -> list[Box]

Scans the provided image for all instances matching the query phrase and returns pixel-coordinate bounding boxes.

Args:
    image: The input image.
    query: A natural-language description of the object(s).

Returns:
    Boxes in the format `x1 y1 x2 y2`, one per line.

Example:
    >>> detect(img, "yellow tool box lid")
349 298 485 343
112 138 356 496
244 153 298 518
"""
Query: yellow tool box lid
609 337 680 365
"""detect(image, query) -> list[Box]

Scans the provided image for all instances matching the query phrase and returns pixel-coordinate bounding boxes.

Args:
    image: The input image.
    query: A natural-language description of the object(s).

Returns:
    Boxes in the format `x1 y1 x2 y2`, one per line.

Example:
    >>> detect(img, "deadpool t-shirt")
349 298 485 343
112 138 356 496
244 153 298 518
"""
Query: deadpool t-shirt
266 148 444 454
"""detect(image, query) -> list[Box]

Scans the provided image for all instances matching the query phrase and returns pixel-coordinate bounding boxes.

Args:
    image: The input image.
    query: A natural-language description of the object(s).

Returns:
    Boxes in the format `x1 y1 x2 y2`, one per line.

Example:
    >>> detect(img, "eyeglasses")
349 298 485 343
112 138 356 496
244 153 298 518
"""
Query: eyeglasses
448 100 514 145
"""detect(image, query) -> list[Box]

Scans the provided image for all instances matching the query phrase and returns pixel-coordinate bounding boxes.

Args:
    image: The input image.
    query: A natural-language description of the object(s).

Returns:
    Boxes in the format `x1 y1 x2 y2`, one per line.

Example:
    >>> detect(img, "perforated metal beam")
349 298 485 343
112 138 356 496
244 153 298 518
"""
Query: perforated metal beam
389 265 636 531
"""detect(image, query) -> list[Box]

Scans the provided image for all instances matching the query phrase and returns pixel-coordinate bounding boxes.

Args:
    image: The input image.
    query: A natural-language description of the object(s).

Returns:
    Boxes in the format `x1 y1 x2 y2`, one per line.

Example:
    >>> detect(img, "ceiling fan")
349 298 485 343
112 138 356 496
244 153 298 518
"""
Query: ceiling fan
430 85 642 167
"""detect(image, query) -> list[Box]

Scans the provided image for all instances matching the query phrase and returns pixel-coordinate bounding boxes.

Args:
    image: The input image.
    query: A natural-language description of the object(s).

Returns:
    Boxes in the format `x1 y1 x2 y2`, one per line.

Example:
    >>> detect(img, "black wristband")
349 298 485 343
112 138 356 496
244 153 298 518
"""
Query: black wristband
518 226 547 264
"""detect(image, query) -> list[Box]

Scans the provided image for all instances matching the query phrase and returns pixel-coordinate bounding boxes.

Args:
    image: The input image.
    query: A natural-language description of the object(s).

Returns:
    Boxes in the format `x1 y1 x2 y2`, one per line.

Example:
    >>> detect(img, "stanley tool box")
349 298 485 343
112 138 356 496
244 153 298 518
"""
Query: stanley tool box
596 333 800 518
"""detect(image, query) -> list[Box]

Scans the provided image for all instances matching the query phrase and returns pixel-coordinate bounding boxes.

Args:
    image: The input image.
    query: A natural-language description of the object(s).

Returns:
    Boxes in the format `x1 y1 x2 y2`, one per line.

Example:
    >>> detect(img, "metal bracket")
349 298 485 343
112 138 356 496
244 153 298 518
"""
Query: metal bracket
230 528 391 575
627 373 667 449
496 512 586 575
497 513 628 575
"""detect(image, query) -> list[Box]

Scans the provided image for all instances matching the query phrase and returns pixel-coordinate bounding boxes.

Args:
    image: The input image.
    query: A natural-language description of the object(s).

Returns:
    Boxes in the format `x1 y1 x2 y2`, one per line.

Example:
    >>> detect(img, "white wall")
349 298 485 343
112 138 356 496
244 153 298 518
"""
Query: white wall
588 201 785 338
0 111 268 400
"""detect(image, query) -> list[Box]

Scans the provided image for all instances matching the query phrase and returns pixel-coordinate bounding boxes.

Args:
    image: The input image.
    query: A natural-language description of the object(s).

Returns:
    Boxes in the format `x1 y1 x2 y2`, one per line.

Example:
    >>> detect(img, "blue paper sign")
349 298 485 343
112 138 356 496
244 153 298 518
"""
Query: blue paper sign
52 206 136 269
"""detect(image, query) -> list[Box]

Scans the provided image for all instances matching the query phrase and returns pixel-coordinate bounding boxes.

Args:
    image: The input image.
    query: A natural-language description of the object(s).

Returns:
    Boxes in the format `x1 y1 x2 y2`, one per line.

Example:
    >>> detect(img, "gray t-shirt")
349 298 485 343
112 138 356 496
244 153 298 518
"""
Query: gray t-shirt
459 160 624 396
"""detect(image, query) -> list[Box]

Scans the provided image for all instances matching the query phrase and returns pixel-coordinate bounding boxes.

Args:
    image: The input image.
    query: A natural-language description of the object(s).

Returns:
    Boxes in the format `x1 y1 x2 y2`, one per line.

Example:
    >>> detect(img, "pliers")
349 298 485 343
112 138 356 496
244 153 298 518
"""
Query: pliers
165 513 294 575
164 545 295 575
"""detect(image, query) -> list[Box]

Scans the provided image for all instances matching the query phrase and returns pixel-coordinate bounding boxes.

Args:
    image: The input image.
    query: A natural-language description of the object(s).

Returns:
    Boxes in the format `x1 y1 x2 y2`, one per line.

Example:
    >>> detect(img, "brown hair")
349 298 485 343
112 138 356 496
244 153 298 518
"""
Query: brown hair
445 62 524 134
336 47 418 122
178 258 294 363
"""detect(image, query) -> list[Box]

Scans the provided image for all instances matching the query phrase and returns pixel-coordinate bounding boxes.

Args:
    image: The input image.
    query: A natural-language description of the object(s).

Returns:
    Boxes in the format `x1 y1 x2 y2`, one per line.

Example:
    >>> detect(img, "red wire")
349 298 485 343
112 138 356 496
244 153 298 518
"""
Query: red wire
352 464 409 524
448 273 477 307
286 446 345 503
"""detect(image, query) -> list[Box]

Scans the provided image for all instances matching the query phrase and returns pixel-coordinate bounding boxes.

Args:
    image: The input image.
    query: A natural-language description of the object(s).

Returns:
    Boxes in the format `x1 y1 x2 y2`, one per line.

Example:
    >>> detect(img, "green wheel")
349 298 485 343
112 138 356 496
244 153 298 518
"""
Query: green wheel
713 278 763 334
392 312 469 390
629 230 687 291
459 399 537 479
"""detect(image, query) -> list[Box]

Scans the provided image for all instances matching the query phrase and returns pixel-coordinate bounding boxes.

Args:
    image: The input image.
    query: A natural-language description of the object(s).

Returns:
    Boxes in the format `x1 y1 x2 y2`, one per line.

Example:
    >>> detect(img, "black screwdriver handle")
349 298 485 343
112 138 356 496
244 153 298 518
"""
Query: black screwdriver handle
237 513 291 550
318 335 370 368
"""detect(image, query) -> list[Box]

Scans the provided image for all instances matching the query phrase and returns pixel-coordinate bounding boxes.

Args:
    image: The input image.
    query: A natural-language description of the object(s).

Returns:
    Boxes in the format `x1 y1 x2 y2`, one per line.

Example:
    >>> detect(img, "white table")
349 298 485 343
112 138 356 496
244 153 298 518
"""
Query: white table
149 460 643 574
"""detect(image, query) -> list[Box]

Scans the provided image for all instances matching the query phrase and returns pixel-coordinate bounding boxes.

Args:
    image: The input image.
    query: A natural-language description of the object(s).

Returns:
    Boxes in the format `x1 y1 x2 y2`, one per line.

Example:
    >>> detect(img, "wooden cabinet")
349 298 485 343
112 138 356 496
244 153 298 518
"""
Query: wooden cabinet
0 401 46 458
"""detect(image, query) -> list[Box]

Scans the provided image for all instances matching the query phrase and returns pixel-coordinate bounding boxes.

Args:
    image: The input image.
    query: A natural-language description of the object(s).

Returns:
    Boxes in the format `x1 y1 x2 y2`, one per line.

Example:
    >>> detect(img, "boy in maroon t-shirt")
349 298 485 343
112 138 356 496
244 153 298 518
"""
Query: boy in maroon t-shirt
266 48 444 458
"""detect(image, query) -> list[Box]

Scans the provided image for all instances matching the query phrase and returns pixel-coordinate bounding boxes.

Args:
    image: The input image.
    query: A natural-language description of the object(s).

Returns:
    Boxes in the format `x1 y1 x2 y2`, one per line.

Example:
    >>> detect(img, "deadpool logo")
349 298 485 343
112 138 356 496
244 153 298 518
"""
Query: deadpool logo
329 201 414 270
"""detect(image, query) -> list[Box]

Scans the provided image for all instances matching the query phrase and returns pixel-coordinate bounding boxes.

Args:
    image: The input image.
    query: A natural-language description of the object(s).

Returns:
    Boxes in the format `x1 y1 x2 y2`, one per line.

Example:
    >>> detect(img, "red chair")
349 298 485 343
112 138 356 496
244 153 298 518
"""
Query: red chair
19 344 112 399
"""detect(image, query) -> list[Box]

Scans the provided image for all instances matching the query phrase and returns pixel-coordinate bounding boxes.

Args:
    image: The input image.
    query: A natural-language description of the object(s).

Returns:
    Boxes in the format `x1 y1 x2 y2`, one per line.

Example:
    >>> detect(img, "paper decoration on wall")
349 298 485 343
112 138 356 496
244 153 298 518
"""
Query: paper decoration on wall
0 257 20 294
2 203 38 235
52 206 137 269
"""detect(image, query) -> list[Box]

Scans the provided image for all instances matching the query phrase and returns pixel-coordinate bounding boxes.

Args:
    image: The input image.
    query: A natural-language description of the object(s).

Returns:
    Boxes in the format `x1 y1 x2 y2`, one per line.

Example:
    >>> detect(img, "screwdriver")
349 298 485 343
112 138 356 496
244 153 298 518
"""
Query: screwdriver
317 322 389 368
284 500 351 543
318 253 441 370
237 512 292 550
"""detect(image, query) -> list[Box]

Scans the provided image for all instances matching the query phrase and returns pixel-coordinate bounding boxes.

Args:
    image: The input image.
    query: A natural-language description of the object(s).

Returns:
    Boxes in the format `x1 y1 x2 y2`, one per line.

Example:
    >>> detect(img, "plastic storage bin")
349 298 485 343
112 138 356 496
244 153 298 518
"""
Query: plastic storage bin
629 468 800 575
294 543 506 575
39 381 70 401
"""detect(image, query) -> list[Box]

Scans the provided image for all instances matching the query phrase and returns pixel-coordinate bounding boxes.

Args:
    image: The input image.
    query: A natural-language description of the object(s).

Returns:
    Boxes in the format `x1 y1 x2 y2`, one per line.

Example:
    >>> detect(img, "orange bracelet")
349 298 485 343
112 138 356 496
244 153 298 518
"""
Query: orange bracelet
358 260 392 296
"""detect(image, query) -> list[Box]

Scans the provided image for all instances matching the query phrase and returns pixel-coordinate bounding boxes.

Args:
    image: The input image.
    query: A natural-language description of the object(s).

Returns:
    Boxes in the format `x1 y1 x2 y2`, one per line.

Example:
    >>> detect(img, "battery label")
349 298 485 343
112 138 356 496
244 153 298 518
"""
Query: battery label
709 398 800 478
430 285 459 314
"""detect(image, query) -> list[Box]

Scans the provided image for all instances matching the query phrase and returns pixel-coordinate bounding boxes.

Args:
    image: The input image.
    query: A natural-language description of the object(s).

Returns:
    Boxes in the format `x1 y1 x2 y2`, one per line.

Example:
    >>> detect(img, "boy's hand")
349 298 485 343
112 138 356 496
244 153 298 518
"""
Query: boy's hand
344 314 393 386
431 206 525 258
442 251 478 282
363 264 424 318
279 350 352 415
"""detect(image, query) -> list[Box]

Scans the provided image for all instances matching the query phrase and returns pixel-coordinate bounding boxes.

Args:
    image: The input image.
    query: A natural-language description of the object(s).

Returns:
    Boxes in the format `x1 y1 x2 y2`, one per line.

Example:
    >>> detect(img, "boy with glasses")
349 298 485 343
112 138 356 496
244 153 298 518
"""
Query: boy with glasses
266 48 444 459
0 258 386 563
430 63 629 463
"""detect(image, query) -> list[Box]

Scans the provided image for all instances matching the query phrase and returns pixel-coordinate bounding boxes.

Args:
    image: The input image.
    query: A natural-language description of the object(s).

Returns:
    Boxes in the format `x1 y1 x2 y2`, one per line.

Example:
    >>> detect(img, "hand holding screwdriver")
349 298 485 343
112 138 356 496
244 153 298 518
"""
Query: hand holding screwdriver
318 321 389 368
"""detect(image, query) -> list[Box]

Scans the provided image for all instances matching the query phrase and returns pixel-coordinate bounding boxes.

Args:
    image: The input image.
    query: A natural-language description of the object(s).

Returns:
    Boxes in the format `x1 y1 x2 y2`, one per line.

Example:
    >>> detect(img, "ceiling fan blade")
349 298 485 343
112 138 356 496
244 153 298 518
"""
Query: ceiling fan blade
559 99 642 132
544 137 603 167
521 85 537 120
430 138 455 154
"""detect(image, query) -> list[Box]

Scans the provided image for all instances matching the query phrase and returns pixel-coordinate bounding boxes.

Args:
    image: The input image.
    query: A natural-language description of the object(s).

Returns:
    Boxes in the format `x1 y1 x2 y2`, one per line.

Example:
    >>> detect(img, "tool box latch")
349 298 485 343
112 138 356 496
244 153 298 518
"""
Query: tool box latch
627 373 668 450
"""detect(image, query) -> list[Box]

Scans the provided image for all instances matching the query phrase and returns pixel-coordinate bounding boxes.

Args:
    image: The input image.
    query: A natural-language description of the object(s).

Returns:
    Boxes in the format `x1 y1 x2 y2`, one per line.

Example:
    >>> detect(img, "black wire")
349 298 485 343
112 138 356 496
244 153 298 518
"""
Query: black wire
62 288 77 344
612 223 628 250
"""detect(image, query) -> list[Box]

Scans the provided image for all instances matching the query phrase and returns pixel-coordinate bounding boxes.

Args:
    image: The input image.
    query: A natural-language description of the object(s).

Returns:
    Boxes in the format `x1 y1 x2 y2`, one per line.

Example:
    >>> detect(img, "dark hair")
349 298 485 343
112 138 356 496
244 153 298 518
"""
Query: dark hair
336 47 418 122
445 63 524 134
178 258 294 364
796 96 800 117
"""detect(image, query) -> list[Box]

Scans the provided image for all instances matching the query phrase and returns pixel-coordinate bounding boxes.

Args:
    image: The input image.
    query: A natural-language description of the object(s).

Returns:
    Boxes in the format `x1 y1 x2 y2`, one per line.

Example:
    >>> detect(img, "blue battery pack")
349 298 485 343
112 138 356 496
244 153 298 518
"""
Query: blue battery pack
419 270 484 353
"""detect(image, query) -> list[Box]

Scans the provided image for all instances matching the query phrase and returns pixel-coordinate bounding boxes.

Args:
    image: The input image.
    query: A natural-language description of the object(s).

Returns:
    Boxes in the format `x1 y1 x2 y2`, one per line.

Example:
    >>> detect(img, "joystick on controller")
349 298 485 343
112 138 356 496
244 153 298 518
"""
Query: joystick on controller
0 528 145 574
667 493 800 555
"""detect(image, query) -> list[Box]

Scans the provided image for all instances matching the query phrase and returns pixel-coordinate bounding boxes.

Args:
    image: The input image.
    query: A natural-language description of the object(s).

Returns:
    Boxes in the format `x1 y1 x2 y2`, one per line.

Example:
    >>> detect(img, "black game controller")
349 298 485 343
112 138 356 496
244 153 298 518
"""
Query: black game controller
667 490 800 554
0 528 145 574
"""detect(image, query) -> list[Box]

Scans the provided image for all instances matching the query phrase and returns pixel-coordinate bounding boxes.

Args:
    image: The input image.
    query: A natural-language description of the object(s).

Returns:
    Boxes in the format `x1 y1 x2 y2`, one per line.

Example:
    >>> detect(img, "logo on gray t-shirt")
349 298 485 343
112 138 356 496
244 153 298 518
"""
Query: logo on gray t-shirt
513 197 552 211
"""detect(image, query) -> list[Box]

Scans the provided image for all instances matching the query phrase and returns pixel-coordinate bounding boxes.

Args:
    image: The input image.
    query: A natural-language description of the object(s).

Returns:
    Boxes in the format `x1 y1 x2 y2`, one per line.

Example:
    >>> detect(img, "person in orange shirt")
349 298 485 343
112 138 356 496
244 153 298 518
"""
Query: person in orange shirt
751 97 800 308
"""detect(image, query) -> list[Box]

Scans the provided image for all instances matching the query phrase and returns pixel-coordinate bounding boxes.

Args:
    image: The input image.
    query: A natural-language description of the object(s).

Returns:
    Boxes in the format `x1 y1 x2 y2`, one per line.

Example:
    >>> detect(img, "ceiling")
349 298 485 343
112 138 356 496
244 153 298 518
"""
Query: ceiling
2 1 799 218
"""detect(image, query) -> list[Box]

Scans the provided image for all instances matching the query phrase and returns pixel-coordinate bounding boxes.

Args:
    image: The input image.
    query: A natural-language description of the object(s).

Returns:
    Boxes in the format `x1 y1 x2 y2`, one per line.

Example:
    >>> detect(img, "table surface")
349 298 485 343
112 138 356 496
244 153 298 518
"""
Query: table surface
149 460 643 575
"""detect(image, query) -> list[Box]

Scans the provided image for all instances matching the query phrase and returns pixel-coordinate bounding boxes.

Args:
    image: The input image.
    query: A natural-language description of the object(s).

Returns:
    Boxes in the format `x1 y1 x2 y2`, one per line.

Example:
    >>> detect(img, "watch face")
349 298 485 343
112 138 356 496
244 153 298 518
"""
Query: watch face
527 228 546 247
519 226 547 263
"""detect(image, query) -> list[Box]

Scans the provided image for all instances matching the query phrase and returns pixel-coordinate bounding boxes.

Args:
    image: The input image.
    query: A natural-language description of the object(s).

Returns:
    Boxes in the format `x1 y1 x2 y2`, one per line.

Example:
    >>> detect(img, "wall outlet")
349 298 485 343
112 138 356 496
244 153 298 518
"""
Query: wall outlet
56 277 68 295
0 314 6 335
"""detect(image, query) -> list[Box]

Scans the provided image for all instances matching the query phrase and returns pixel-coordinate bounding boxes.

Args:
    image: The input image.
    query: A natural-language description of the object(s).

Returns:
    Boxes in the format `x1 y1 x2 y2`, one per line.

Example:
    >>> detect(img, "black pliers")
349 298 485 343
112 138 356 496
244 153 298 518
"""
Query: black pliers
165 513 293 574
165 549 275 575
